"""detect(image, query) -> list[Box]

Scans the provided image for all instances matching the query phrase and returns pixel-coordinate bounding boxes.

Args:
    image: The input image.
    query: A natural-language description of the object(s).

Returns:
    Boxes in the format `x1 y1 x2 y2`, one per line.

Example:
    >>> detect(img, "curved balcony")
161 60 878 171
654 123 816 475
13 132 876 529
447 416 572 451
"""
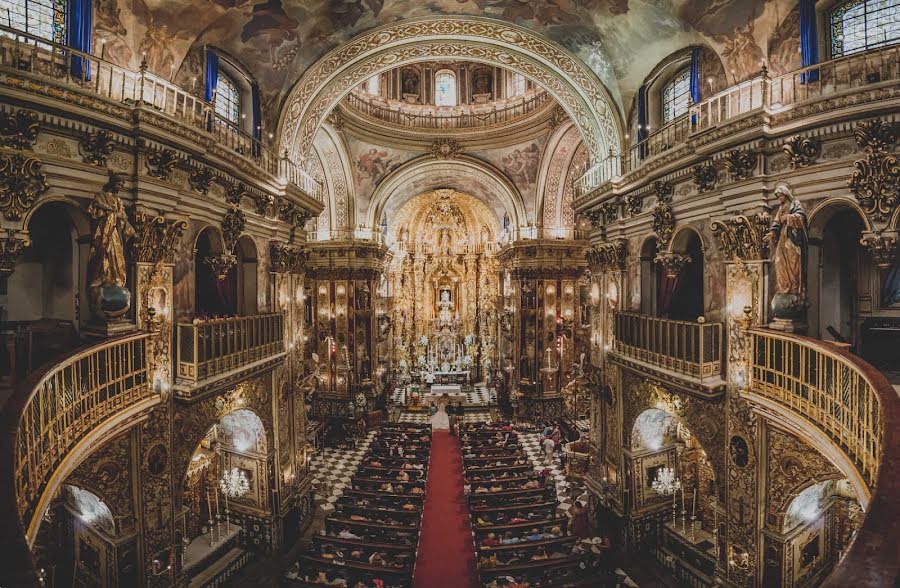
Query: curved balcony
0 332 158 583
575 44 900 199
343 89 552 131
747 329 900 587
0 25 322 202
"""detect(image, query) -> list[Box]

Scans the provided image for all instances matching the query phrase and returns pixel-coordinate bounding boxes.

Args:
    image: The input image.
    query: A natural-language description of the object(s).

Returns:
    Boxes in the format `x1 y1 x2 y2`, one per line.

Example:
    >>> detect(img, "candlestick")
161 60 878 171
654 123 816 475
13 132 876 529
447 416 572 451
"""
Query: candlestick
206 492 212 521
215 484 220 515
692 488 697 517
690 515 697 541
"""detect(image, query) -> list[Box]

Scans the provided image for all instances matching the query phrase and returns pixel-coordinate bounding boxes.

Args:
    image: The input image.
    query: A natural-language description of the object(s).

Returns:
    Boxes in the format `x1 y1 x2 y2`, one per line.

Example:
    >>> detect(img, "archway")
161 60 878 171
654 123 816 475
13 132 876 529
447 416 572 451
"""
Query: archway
234 236 258 316
666 228 705 320
639 237 658 316
277 16 623 166
3 201 89 384
194 226 234 317
180 408 268 574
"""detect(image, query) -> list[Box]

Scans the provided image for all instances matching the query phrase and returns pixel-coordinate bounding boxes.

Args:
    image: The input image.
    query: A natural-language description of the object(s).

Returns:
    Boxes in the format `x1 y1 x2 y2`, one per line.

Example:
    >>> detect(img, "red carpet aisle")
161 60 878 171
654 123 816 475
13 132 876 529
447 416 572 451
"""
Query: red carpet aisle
413 431 480 588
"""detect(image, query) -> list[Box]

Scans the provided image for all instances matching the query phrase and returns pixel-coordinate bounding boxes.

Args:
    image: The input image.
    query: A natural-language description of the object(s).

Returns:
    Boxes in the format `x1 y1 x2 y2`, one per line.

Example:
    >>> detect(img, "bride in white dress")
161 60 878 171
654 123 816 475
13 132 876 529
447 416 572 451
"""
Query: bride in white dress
429 398 450 430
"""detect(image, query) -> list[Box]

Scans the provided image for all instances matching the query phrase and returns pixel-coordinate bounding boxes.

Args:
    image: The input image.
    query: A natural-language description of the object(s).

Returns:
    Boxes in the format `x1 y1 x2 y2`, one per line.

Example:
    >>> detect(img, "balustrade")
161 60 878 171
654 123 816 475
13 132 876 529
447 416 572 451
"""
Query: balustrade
9 333 154 541
612 311 721 380
575 44 900 198
176 313 285 383
0 25 322 202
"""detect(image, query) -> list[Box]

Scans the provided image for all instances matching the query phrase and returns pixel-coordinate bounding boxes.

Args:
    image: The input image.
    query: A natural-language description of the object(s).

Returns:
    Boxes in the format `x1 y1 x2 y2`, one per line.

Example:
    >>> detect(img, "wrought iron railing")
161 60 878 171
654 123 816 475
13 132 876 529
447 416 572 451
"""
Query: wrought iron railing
574 44 900 199
612 312 722 379
10 333 154 541
0 25 322 202
344 89 552 130
746 329 900 588
176 313 285 383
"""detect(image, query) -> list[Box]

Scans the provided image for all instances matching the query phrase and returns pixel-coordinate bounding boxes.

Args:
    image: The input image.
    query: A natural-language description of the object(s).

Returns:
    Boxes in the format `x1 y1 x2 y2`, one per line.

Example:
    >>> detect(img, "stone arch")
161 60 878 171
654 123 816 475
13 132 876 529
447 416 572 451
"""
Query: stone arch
367 155 525 230
21 196 91 239
535 122 582 228
192 224 227 255
312 122 356 233
807 197 873 237
667 224 708 254
277 16 623 166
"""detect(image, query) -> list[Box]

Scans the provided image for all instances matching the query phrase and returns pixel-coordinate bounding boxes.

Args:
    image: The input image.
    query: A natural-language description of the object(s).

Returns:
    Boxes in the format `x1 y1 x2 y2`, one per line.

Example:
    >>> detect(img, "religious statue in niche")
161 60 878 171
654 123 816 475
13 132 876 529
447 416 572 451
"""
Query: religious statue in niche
401 68 420 102
87 173 135 320
765 183 808 323
438 228 452 255
471 67 493 102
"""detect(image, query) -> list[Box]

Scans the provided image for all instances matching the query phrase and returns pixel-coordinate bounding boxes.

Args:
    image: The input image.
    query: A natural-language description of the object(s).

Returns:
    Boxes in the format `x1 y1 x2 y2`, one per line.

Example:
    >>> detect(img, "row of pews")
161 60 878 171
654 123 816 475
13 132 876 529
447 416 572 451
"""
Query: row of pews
462 423 614 588
284 423 432 588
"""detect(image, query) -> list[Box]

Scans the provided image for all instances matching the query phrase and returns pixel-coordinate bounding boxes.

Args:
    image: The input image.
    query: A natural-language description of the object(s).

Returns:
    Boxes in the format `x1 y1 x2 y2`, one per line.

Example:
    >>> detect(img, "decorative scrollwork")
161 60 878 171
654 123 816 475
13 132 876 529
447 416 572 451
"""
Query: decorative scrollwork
225 182 247 206
79 130 116 166
625 193 643 216
723 149 758 181
0 152 49 220
859 230 898 270
188 165 215 195
652 200 676 247
653 180 673 203
654 252 692 278
848 119 899 223
294 210 313 228
783 135 822 168
711 213 771 261
205 253 237 280
277 199 296 223
584 208 604 228
586 239 626 272
0 229 30 277
0 109 40 149
270 241 309 274
253 194 273 216
547 105 568 131
692 159 718 192
131 212 187 265
601 200 619 223
222 208 246 250
429 138 461 160
146 148 177 180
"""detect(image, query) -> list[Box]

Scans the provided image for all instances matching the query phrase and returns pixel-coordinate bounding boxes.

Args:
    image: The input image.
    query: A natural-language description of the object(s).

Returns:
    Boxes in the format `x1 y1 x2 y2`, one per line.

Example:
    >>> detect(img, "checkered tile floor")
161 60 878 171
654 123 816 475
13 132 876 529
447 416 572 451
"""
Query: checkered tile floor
576 419 590 435
518 432 589 517
390 386 497 407
398 410 493 424
308 431 376 514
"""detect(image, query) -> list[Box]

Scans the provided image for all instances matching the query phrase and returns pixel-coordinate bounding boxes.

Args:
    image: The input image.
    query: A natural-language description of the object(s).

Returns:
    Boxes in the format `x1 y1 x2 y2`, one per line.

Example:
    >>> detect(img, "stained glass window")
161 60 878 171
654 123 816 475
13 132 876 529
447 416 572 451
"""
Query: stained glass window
434 70 457 106
0 0 67 44
366 74 380 95
662 68 691 124
510 72 527 97
830 0 900 57
215 72 241 126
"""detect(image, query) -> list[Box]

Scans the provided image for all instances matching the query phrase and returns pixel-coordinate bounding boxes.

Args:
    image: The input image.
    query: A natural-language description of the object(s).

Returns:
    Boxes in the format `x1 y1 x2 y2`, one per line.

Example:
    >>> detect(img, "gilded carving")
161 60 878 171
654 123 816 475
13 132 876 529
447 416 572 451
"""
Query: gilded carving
691 159 718 192
601 200 619 223
723 149 758 181
711 213 770 261
0 229 31 277
783 134 822 168
653 180 673 203
429 137 462 160
0 109 40 149
586 239 626 272
225 182 247 206
222 208 246 250
0 151 49 220
188 165 215 195
847 119 899 223
270 241 308 274
624 192 643 216
253 194 273 216
132 212 187 265
859 230 898 270
205 253 237 280
79 130 116 166
651 200 675 247
146 148 178 180
654 252 692 278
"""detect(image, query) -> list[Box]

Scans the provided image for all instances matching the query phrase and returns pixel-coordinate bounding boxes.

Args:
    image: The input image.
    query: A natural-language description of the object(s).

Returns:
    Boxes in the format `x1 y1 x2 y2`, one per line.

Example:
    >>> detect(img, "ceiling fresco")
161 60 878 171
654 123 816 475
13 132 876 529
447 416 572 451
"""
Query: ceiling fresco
96 0 798 132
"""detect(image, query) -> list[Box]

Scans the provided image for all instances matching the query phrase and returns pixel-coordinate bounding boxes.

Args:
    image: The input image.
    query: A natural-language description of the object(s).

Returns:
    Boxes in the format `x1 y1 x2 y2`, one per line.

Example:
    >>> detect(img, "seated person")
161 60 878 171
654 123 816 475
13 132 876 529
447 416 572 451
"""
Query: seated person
481 532 500 547
338 527 361 539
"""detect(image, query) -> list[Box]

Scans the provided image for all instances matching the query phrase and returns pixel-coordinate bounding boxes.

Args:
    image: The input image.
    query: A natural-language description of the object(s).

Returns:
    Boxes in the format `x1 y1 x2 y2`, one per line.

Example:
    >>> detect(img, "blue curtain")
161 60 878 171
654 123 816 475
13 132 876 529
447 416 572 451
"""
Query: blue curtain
800 0 820 83
251 81 262 156
637 84 648 158
205 50 218 131
67 0 92 80
689 47 701 125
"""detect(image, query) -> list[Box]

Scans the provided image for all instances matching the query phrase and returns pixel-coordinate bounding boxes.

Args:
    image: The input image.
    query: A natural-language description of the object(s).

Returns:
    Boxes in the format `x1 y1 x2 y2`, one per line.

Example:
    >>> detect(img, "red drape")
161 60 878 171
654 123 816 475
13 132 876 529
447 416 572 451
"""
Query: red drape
657 270 679 317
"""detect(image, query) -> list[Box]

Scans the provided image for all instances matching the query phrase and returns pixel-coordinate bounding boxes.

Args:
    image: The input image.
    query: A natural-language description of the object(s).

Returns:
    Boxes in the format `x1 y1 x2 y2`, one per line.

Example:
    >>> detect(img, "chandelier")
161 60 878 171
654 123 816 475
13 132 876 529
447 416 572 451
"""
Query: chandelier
651 466 681 528
219 467 250 533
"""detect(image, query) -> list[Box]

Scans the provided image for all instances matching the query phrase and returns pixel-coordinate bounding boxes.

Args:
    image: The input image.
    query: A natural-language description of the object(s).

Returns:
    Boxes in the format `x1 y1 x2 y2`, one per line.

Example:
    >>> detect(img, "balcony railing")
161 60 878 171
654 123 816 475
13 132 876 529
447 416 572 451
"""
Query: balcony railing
0 25 322 202
7 333 154 541
176 313 285 384
308 228 386 244
575 44 900 198
747 329 900 587
344 89 551 130
501 226 589 242
612 312 722 380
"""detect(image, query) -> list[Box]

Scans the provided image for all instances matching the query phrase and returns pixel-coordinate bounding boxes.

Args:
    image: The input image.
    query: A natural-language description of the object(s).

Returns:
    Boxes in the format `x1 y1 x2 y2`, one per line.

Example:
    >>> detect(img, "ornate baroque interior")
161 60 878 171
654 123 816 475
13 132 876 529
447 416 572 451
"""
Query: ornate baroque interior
0 1 898 587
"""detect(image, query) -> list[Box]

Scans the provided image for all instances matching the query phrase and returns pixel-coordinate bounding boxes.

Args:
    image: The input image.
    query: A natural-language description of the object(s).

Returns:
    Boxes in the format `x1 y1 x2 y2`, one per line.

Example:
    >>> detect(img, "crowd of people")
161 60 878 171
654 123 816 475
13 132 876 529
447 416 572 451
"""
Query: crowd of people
284 423 431 587
462 422 623 588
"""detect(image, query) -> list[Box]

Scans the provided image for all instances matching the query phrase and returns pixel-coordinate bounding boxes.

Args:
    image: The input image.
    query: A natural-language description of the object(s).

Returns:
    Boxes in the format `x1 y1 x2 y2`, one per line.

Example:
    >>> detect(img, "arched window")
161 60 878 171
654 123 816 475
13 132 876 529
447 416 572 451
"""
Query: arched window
661 68 691 124
510 72 527 97
434 69 457 106
3 0 67 43
830 0 900 57
366 74 380 95
214 72 242 126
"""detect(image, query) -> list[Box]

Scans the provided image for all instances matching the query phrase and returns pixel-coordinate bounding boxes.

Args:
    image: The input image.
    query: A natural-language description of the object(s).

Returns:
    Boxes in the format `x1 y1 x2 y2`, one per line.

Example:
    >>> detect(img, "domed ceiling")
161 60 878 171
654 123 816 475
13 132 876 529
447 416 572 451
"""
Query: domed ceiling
98 0 799 131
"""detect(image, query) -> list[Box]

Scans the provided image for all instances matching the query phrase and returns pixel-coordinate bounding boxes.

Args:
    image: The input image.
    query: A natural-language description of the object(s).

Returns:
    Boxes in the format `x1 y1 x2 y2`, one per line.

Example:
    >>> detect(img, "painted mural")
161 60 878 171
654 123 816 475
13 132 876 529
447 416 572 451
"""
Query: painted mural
93 0 800 134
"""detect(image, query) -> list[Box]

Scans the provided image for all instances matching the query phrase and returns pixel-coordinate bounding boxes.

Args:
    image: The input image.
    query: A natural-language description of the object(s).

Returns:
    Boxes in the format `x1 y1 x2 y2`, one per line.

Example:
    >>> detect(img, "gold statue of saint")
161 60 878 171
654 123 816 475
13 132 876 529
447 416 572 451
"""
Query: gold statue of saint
88 173 134 290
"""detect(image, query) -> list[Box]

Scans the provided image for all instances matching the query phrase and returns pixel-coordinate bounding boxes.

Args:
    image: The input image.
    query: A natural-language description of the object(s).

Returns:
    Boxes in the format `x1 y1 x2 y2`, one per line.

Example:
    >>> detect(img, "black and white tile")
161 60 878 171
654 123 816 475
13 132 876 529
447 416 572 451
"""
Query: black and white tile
518 432 589 517
398 410 493 425
308 431 376 514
